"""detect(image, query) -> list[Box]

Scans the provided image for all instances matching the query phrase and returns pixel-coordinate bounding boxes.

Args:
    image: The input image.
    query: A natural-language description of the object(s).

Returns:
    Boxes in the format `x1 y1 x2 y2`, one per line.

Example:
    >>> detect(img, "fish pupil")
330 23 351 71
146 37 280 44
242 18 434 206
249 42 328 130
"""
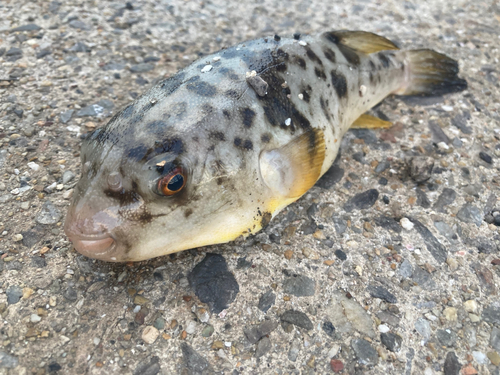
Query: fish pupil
168 174 184 191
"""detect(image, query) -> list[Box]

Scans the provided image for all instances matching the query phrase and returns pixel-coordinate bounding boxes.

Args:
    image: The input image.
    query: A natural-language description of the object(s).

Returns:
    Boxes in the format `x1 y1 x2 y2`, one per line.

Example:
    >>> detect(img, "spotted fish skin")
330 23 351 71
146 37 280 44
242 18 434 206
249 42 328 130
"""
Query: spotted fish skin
65 31 466 262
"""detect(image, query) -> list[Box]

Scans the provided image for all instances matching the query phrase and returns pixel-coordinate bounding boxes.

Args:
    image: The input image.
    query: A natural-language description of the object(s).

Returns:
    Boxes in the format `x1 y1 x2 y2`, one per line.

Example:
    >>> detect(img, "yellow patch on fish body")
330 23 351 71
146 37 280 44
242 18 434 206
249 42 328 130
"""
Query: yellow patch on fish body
65 30 467 262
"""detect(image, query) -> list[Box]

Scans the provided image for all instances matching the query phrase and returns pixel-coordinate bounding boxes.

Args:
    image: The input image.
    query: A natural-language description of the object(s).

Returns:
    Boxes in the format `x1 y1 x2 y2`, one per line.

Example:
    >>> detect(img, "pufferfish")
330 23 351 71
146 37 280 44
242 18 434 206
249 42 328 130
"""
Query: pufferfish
64 30 467 262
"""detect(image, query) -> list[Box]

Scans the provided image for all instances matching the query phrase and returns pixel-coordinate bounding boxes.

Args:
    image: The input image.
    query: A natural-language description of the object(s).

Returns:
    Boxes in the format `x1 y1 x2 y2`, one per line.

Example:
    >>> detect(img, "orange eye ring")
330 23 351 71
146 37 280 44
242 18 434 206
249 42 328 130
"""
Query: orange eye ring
157 167 186 196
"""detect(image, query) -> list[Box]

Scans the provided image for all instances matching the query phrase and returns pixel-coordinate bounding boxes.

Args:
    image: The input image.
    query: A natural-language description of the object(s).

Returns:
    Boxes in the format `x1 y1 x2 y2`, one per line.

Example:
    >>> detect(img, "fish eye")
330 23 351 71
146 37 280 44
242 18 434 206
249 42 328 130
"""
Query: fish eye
157 166 186 196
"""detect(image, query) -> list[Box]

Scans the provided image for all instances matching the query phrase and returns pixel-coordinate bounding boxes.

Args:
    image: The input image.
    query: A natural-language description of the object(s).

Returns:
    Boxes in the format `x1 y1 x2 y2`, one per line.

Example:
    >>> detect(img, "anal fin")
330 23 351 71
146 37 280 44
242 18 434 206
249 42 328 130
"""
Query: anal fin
260 128 325 199
351 114 392 129
323 30 399 54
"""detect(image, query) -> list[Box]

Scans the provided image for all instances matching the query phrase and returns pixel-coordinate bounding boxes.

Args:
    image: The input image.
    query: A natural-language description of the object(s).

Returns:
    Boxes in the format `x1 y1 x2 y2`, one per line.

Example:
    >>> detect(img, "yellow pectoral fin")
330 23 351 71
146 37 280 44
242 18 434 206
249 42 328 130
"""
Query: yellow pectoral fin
260 128 326 199
350 114 392 129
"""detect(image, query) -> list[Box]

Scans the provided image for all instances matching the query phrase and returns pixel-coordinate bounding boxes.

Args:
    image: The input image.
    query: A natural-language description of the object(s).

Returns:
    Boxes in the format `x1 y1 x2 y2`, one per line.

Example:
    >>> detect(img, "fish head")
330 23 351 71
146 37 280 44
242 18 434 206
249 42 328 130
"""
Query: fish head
65 91 273 262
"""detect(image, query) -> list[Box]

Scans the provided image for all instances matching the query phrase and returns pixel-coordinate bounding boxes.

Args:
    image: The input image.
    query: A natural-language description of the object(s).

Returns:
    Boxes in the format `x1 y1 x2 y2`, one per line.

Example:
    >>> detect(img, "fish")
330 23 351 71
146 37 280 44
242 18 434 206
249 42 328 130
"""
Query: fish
64 30 467 262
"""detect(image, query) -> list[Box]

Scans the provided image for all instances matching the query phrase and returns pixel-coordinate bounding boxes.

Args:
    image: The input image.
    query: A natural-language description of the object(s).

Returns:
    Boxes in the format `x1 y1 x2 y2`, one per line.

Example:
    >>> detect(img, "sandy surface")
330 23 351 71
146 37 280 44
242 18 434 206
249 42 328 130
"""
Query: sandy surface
1 0 500 374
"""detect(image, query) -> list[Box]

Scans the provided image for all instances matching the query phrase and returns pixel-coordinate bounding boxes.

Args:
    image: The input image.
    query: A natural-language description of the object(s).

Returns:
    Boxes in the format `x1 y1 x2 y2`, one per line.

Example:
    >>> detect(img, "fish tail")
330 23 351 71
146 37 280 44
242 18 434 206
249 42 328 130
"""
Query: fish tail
398 49 467 96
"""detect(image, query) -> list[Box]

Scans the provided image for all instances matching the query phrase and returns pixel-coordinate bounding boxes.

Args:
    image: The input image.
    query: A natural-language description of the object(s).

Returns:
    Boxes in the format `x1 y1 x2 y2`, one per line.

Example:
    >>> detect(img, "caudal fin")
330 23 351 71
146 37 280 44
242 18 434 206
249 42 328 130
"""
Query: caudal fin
401 49 467 96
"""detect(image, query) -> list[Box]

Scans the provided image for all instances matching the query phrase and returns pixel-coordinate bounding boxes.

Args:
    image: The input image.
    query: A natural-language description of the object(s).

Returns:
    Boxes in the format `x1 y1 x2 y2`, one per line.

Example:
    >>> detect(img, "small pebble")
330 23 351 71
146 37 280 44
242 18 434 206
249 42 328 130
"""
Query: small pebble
141 326 159 344
464 300 478 313
27 162 40 172
30 314 41 323
330 359 344 373
479 151 493 164
378 324 390 333
400 218 414 230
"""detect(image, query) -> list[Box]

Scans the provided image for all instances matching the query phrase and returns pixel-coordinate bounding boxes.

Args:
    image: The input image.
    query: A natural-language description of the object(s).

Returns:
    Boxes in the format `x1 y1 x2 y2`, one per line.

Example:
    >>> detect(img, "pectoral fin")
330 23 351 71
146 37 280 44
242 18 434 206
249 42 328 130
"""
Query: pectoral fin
351 114 392 129
260 128 325 199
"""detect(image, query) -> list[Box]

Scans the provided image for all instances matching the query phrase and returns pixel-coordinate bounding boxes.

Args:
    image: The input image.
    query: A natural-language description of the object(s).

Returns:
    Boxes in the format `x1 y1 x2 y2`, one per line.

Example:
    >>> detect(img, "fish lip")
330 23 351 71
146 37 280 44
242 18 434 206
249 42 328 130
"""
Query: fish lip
65 230 117 258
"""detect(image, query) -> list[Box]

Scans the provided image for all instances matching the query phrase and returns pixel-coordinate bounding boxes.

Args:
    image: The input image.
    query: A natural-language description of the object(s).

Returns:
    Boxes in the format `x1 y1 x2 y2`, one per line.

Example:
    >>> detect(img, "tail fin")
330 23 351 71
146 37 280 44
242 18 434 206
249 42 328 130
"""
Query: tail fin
401 49 467 96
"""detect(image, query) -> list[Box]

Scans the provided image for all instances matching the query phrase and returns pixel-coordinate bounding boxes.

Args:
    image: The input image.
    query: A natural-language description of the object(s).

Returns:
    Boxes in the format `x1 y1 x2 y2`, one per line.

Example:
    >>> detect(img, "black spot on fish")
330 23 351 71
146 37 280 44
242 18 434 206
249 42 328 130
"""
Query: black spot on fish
276 63 287 72
126 145 149 162
242 45 274 73
378 53 391 68
323 31 340 44
369 60 376 71
146 120 168 135
234 137 253 151
135 138 184 163
154 138 184 156
241 108 256 128
243 140 253 150
223 110 231 119
314 67 327 80
135 211 153 224
295 57 307 69
302 91 310 103
263 106 277 126
331 70 348 98
323 33 360 66
338 45 360 66
262 97 289 128
184 208 193 218
160 72 186 95
305 46 323 66
369 71 375 84
261 212 272 228
219 67 240 81
320 97 331 121
224 89 240 99
104 188 141 207
277 48 289 60
291 107 311 130
209 131 226 142
274 34 281 41
293 33 301 40
261 133 271 143
322 48 336 63
186 80 217 97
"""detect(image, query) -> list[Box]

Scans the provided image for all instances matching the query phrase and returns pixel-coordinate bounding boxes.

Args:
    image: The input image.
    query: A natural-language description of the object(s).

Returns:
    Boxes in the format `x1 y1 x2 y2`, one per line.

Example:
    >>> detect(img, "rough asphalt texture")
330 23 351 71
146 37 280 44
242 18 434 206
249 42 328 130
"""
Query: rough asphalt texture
1 0 500 374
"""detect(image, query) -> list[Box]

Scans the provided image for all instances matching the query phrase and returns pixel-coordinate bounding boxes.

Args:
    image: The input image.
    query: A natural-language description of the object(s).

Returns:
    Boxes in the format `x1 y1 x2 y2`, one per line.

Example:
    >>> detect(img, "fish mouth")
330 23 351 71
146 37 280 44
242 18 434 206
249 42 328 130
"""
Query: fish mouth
70 234 117 258
65 219 118 260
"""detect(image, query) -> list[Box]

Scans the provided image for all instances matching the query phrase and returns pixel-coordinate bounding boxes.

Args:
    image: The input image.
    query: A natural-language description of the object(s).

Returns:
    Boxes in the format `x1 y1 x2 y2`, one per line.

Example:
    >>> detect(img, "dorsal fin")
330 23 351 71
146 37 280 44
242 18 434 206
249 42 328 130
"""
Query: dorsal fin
260 128 325 199
323 30 399 54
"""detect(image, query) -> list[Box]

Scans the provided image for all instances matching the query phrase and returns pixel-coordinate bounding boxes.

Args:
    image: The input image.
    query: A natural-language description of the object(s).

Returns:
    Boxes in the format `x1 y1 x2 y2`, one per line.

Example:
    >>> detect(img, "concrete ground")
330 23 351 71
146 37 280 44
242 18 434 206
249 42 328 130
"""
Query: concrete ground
1 0 500 374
